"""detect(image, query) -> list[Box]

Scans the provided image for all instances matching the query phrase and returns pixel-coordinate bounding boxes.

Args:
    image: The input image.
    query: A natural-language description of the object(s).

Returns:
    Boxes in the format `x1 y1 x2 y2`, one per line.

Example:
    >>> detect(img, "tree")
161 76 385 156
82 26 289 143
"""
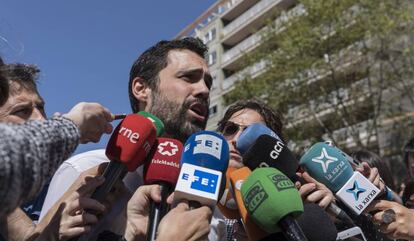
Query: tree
224 0 414 158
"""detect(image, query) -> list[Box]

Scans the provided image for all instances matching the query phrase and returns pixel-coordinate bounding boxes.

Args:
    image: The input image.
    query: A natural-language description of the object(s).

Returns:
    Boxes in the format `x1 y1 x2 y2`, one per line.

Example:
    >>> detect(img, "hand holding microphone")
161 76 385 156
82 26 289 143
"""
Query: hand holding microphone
62 102 114 143
295 171 336 210
366 200 414 240
124 184 212 241
156 201 212 241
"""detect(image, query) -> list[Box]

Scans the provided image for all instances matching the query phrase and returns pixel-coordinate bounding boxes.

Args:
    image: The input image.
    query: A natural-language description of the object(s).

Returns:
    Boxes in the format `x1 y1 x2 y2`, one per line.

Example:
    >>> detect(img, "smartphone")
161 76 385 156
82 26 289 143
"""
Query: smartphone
337 227 367 241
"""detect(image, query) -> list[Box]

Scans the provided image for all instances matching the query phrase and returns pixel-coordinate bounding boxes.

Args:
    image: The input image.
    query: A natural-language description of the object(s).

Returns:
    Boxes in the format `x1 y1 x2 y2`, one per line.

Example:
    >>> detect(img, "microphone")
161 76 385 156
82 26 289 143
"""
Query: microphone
138 111 165 137
217 167 240 219
174 131 229 209
229 167 273 241
241 167 306 241
297 203 338 241
242 134 298 181
242 133 353 226
144 138 183 241
300 142 380 215
91 112 162 203
236 123 282 156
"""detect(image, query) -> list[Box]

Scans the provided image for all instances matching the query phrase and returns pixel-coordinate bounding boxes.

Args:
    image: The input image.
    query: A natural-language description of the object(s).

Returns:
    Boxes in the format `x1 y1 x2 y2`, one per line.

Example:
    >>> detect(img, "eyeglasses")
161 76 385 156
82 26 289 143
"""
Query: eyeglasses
221 121 249 137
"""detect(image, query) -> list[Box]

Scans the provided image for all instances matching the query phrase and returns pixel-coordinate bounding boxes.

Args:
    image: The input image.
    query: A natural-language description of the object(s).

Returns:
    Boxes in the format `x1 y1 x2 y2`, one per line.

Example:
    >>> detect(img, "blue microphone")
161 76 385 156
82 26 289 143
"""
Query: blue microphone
236 123 281 156
174 131 230 208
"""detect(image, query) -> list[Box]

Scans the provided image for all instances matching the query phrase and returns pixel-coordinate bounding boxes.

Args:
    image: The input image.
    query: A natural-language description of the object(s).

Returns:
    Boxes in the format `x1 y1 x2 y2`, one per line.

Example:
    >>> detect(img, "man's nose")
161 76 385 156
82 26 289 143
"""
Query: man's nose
193 79 210 100
30 108 46 121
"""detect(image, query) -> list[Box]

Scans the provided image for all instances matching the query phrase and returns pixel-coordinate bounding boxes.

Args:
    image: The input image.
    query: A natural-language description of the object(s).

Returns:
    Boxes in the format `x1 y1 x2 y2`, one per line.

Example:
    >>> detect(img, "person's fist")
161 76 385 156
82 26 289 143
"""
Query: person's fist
63 102 113 143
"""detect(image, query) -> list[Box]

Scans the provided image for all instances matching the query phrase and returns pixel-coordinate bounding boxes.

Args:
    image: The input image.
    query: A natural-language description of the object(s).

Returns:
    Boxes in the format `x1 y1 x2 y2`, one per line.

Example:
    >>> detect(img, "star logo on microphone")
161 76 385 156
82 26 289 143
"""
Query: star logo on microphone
158 141 178 156
346 181 366 201
311 147 338 173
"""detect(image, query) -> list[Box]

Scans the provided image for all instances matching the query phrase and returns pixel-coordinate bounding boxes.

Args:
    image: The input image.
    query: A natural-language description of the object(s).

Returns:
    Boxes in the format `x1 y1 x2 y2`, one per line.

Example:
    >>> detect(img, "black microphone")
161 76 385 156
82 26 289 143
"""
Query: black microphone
297 203 338 241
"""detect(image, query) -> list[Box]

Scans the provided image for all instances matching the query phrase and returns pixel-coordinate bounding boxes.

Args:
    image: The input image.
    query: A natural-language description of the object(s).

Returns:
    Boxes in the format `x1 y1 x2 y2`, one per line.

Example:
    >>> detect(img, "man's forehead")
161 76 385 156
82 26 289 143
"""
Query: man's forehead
166 49 208 70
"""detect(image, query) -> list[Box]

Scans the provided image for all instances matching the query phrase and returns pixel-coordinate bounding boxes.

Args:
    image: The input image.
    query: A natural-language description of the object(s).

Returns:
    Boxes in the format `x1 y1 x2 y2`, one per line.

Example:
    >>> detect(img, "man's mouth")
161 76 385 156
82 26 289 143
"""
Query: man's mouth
189 102 208 121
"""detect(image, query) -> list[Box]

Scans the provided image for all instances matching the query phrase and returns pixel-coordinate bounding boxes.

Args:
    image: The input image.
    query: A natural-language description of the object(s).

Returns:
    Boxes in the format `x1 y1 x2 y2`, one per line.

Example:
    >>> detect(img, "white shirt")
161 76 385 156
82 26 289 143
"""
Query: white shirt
39 149 229 241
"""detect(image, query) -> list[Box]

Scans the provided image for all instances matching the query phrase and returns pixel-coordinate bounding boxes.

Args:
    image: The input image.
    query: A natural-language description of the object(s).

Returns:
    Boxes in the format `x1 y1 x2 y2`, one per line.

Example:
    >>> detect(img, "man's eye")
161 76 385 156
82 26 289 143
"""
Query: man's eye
11 107 31 116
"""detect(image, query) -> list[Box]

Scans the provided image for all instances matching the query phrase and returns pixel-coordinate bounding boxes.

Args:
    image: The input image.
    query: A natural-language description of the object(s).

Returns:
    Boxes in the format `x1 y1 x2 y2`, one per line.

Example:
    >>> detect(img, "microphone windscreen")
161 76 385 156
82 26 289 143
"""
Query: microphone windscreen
181 130 229 172
236 123 281 155
241 167 303 233
144 138 183 186
243 135 298 181
297 203 338 241
105 113 156 171
299 142 354 192
230 167 269 241
137 111 165 136
217 167 240 219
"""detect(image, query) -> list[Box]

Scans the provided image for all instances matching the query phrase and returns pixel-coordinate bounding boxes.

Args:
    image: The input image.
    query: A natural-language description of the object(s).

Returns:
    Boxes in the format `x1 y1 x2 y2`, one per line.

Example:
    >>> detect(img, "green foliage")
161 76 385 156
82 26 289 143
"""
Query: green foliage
225 0 414 153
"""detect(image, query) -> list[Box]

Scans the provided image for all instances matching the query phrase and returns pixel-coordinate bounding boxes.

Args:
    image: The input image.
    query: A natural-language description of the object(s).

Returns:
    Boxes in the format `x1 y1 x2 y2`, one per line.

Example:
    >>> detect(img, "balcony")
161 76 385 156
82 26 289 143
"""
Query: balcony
222 60 267 90
222 0 296 46
222 32 262 70
221 0 260 21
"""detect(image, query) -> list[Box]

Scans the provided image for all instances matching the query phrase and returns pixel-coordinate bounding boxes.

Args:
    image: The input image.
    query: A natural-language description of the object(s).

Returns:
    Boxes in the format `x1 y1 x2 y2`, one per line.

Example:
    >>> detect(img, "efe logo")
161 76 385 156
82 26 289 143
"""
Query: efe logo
193 134 222 159
182 169 219 194
119 127 140 143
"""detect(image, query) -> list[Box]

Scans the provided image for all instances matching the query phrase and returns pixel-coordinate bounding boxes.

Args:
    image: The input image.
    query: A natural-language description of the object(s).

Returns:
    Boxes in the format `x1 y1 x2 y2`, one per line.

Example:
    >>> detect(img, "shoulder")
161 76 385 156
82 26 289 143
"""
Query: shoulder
64 149 109 172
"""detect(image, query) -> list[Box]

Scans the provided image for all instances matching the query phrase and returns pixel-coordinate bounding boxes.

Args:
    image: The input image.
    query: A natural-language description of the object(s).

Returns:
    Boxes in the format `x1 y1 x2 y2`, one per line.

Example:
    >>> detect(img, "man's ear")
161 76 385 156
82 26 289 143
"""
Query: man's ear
131 77 151 106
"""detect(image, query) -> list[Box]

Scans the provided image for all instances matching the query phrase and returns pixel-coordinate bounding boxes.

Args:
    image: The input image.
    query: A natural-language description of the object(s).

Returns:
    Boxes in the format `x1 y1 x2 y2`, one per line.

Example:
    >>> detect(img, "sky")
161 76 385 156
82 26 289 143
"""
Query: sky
0 0 216 153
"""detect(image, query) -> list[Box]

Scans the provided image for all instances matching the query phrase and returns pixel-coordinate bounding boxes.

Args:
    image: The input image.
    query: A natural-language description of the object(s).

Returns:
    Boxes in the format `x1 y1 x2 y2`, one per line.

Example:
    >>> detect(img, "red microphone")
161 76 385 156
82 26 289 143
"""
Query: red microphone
144 138 183 241
91 114 157 203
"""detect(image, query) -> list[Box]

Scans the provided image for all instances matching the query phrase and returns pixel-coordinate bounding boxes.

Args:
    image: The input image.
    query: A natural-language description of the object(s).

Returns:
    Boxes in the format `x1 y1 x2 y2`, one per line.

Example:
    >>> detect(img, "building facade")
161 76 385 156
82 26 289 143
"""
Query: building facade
175 0 297 130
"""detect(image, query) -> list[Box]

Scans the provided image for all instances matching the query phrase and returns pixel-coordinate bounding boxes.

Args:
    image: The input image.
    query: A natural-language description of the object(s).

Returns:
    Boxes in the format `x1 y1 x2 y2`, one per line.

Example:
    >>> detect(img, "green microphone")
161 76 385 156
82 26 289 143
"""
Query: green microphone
138 111 165 136
241 167 307 241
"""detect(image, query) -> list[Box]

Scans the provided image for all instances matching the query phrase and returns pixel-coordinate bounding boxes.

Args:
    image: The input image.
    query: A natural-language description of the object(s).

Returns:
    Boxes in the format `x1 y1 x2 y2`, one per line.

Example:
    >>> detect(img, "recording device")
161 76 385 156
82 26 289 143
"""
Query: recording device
300 142 380 215
144 138 183 241
241 167 306 241
336 227 367 241
242 130 354 226
91 112 163 203
217 167 240 219
229 167 270 241
298 203 338 241
242 134 298 180
236 123 281 156
174 131 229 208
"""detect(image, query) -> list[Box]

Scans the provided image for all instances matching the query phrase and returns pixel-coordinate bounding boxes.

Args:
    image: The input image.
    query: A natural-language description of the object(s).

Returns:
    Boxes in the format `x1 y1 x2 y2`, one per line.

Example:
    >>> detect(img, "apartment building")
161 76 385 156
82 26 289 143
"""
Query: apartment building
175 0 297 130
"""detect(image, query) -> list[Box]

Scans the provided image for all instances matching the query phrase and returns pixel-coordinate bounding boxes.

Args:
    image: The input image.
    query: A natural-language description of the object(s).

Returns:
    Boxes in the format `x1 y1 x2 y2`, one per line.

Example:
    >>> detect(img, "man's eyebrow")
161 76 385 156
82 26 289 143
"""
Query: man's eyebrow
177 68 213 87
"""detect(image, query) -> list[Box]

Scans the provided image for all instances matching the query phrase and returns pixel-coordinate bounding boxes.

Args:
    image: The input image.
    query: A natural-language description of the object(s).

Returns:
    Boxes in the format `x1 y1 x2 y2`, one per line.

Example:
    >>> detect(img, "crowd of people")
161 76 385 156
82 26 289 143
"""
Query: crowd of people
1 37 414 241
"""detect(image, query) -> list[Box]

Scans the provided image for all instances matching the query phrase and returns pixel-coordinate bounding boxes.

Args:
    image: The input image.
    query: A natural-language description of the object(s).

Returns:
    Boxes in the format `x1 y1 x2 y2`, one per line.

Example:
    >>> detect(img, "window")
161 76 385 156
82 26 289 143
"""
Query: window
209 105 218 117
204 28 216 44
208 51 217 66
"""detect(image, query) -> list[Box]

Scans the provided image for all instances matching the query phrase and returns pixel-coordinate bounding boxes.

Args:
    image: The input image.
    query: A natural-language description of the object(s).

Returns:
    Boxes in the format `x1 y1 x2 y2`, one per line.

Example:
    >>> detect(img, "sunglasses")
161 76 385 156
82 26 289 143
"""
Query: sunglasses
221 121 249 137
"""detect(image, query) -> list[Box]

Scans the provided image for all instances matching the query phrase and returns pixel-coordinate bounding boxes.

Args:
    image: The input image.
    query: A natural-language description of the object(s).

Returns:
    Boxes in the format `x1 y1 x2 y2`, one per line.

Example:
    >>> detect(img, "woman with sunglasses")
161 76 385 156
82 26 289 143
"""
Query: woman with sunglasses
217 98 285 169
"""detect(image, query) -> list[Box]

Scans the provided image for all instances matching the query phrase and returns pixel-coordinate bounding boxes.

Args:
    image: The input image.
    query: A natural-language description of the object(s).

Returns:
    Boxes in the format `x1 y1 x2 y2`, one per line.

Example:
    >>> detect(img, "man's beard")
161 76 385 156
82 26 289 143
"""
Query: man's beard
148 91 209 142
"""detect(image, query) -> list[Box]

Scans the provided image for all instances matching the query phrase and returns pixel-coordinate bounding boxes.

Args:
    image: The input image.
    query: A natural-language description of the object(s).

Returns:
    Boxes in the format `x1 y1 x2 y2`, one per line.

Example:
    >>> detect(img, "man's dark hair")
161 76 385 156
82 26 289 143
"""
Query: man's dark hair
128 37 208 113
0 63 40 97
217 98 285 141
